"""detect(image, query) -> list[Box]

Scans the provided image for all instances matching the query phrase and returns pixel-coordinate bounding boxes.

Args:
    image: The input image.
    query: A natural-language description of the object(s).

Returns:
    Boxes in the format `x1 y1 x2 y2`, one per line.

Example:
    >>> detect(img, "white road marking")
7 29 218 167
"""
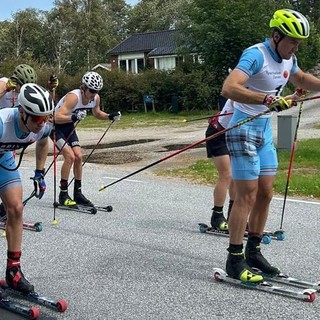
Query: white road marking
273 196 320 205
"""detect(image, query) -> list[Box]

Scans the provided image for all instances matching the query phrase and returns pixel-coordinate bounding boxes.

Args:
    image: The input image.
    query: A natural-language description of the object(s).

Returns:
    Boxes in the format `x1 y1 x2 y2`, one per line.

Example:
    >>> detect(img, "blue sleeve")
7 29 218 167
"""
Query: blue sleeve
235 47 264 76
0 118 3 140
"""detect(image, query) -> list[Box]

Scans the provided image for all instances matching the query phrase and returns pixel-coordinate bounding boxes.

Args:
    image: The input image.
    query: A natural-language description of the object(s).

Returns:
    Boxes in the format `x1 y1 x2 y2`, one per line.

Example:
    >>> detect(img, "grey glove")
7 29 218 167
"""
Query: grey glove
71 110 87 122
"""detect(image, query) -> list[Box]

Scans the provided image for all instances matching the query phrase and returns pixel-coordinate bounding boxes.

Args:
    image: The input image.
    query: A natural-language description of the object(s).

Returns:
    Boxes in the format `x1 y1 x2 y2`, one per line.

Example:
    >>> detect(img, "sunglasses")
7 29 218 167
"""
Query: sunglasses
29 114 52 124
88 88 99 94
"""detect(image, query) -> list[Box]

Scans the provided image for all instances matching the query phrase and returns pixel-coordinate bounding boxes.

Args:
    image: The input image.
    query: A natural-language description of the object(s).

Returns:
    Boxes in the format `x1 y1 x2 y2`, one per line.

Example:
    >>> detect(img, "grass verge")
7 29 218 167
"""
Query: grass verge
156 138 320 199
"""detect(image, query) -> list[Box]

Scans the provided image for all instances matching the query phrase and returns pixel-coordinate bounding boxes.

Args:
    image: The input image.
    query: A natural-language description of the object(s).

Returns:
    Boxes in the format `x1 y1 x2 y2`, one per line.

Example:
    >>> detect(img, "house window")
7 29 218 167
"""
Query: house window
119 60 126 71
156 57 176 70
137 58 144 72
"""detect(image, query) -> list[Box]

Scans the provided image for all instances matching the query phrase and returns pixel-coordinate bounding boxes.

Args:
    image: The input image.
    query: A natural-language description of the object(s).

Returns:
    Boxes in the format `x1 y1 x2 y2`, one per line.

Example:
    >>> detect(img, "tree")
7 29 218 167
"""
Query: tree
127 0 192 33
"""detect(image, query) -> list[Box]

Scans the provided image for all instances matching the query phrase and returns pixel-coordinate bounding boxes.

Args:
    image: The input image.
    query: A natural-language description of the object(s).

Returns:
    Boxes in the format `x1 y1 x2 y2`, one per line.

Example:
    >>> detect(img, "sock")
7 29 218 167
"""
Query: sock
7 251 21 268
227 243 243 254
213 206 223 213
74 179 82 193
60 179 68 191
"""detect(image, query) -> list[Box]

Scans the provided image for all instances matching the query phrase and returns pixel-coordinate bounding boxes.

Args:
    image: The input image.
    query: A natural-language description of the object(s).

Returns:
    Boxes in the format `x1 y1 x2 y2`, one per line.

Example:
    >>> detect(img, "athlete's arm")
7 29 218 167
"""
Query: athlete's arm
289 68 320 91
35 137 49 171
91 95 109 120
221 47 267 104
54 93 79 124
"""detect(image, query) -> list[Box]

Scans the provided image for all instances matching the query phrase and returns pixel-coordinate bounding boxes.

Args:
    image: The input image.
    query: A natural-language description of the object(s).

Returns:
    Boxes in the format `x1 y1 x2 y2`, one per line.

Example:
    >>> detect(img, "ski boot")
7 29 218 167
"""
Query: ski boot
74 192 94 207
6 262 34 294
0 203 7 222
226 251 263 283
211 210 228 231
59 190 76 206
245 236 280 276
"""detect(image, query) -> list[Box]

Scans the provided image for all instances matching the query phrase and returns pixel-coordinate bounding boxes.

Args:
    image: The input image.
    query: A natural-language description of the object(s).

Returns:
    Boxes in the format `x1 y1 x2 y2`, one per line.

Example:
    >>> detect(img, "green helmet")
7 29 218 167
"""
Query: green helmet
270 9 310 39
12 64 38 85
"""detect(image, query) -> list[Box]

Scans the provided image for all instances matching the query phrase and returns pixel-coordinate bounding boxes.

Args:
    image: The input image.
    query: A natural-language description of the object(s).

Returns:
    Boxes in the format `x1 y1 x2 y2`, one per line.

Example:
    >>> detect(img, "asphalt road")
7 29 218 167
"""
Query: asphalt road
1 156 320 319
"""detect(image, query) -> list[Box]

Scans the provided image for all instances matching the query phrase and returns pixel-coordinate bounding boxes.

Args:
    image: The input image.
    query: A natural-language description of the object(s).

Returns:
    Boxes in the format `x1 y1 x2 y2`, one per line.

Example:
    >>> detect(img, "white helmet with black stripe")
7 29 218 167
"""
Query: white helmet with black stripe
18 83 54 116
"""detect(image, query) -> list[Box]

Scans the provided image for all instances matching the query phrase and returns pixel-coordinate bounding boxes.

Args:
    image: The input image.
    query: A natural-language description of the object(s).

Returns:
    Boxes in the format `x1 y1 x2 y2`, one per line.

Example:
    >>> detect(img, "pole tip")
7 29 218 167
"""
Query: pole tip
52 219 58 225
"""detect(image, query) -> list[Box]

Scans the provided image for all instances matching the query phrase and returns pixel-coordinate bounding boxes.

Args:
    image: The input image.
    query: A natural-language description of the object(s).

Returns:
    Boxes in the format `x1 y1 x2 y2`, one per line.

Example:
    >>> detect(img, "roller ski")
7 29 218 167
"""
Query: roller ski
53 201 98 214
74 190 113 212
0 279 68 316
251 267 320 292
0 290 40 320
213 267 316 302
57 190 97 214
198 223 285 244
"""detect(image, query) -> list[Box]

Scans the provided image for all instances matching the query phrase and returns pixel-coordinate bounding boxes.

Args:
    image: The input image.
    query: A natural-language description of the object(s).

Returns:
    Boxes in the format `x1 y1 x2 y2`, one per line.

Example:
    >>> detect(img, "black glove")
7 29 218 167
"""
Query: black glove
108 111 121 121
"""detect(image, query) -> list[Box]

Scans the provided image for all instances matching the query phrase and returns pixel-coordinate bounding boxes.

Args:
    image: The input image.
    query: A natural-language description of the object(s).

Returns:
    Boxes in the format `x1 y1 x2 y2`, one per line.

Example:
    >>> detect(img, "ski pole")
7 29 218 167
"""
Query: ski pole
67 120 115 187
279 101 303 230
182 112 233 123
294 94 320 103
52 88 58 224
99 109 271 191
23 120 80 207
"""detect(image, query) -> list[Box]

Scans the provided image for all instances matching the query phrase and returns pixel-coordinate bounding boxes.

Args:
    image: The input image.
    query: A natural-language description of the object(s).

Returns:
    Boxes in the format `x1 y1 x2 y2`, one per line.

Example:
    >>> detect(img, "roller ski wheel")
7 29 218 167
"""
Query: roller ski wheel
213 269 224 282
199 223 208 234
303 289 316 302
105 205 113 212
34 222 43 232
274 230 285 241
88 206 97 215
262 234 272 245
56 298 68 312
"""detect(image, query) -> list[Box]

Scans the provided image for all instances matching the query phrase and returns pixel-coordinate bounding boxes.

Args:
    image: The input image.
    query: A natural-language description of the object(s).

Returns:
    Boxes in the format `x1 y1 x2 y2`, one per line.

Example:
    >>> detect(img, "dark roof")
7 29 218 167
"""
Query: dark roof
108 30 182 56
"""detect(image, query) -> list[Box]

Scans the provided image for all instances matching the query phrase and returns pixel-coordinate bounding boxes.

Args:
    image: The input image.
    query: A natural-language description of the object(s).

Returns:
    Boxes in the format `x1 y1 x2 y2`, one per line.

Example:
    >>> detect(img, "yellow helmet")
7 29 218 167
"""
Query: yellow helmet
270 9 310 39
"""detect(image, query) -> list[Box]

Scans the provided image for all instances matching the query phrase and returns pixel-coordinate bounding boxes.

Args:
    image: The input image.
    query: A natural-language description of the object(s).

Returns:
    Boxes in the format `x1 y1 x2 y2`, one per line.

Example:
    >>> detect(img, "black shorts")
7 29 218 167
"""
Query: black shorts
205 124 229 158
50 123 81 150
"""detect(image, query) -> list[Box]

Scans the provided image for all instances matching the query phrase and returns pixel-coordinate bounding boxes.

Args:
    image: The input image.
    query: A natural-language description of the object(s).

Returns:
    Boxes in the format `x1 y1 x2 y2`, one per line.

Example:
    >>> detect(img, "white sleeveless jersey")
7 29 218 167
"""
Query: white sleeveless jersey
0 77 18 109
0 108 51 153
234 43 294 116
218 99 234 128
55 89 97 112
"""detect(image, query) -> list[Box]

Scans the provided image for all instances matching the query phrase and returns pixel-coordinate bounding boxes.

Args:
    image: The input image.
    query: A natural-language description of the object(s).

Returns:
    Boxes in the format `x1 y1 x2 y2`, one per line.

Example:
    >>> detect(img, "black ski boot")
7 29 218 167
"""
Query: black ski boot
226 251 263 283
74 192 93 207
6 262 34 294
59 189 76 206
211 210 228 231
0 203 7 222
245 236 280 276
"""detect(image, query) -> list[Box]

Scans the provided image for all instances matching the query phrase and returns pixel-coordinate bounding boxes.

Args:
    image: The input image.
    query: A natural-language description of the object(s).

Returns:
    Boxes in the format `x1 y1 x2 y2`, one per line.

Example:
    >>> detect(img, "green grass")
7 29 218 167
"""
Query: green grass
156 139 320 199
78 111 215 129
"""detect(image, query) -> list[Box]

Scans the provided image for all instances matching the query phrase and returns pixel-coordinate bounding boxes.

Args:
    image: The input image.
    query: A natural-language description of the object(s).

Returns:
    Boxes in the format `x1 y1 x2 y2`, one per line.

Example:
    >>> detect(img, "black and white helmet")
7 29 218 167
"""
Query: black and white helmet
18 83 54 116
82 71 103 90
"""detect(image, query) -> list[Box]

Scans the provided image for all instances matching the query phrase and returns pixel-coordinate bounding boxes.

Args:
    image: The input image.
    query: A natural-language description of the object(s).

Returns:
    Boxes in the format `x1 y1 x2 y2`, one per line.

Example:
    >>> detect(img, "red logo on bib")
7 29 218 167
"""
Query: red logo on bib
283 70 289 78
